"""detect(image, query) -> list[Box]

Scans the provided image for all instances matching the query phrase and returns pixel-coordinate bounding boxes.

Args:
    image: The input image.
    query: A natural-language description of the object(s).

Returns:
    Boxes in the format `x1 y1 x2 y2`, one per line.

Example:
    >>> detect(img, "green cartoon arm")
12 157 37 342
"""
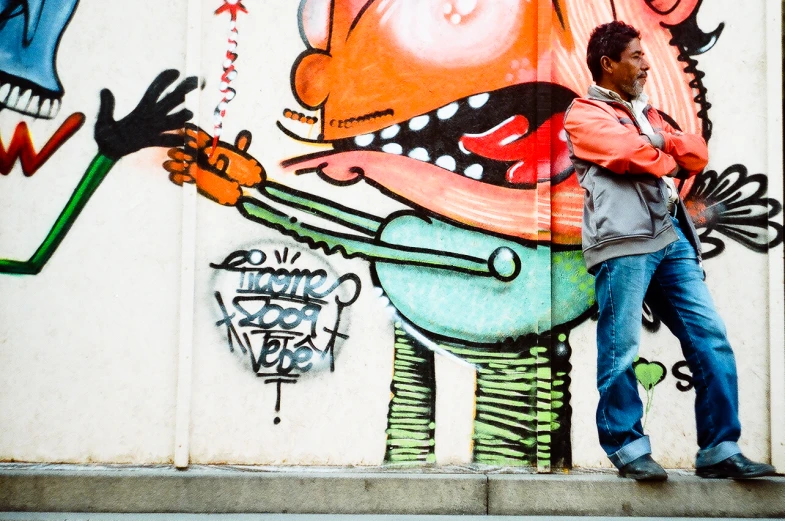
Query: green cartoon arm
0 70 197 276
0 154 115 275
164 126 522 281
238 193 492 275
238 184 521 281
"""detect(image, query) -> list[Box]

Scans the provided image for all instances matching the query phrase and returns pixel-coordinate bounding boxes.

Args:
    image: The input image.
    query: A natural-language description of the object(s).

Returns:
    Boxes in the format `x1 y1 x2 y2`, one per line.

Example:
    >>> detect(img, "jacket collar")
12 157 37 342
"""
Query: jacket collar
588 84 649 107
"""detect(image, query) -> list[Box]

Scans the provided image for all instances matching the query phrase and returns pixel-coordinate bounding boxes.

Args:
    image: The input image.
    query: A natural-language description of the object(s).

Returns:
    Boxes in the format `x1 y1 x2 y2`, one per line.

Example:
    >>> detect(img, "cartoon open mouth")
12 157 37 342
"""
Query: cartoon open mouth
0 71 62 119
331 82 578 187
0 0 79 119
284 83 583 244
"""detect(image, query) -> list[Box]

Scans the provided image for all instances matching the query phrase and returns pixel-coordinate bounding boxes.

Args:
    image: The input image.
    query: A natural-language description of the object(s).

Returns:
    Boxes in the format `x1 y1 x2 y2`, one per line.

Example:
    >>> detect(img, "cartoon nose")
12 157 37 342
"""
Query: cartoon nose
293 51 332 109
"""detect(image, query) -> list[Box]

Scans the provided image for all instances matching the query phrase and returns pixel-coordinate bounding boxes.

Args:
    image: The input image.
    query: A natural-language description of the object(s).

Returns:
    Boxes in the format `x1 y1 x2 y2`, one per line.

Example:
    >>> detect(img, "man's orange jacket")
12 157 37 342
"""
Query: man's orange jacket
563 85 708 271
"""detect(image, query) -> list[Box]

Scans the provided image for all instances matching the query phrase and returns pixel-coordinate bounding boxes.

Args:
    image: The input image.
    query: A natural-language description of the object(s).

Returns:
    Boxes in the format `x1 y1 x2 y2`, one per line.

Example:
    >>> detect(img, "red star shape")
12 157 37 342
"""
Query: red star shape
215 0 247 19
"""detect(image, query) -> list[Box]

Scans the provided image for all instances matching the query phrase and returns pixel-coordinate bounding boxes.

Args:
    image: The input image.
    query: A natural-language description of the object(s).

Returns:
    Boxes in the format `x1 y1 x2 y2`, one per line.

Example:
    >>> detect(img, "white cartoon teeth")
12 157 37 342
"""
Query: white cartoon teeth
355 134 374 147
437 102 459 120
408 114 429 131
464 164 484 180
468 92 490 108
348 91 496 180
382 143 403 154
381 124 400 139
6 86 20 107
40 98 51 118
0 79 61 119
0 83 10 104
16 88 31 112
408 147 429 162
436 155 456 171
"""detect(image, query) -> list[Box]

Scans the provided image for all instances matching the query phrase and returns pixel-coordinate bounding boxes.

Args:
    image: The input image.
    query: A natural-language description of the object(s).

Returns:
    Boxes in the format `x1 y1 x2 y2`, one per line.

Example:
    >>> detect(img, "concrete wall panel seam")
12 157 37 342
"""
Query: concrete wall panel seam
766 0 785 471
173 0 204 470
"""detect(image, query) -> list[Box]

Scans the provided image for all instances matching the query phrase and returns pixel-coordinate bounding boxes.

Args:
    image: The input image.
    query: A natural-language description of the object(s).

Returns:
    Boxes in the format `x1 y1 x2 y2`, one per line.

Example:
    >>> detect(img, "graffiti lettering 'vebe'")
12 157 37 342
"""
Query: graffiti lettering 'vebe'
249 332 314 374
0 113 85 177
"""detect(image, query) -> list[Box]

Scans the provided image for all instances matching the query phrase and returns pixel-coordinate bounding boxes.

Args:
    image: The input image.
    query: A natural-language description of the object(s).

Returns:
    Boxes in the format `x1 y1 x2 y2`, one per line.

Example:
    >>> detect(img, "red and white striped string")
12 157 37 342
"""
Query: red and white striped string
212 0 247 153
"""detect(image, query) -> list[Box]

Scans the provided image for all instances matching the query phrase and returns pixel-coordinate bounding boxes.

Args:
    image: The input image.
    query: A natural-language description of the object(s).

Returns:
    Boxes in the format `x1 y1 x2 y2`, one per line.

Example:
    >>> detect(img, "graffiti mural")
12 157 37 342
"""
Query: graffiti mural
0 68 197 274
157 0 783 469
0 113 84 176
632 356 667 429
0 0 780 469
210 0 248 150
0 0 78 118
0 0 198 275
0 2 85 178
211 245 361 424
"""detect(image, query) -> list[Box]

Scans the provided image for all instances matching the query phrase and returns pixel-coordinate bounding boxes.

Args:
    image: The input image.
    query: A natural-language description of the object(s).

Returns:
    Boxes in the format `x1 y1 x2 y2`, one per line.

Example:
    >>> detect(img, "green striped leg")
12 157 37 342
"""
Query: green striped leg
384 321 437 464
442 337 563 468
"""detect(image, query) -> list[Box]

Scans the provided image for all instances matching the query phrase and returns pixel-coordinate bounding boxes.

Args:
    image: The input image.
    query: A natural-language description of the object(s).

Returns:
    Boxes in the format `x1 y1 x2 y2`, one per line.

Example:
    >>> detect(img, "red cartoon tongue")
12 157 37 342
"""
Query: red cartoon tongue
459 112 571 185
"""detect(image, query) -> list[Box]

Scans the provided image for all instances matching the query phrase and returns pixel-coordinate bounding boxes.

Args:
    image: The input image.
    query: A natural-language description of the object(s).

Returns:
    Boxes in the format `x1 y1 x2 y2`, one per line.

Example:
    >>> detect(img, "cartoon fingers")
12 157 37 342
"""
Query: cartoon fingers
163 123 265 206
96 69 198 160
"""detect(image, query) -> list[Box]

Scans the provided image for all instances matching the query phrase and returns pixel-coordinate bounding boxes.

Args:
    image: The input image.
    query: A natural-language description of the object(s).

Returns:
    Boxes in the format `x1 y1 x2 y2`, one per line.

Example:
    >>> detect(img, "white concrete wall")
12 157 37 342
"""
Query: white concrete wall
0 0 781 470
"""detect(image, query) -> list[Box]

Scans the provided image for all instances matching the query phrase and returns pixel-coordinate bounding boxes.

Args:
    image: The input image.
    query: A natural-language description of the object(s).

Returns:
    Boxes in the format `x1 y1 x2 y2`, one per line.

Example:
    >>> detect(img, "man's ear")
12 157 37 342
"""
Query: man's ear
600 56 614 75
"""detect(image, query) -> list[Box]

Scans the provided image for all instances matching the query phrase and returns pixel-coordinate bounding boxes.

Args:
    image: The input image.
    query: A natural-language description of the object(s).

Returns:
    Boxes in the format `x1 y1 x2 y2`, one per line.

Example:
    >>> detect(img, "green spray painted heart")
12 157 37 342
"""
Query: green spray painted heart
633 358 666 390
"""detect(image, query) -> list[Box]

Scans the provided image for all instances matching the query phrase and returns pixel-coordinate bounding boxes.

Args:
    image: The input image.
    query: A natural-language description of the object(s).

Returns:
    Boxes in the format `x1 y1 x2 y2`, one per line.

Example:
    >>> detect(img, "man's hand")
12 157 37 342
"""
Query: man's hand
163 124 264 205
95 69 198 160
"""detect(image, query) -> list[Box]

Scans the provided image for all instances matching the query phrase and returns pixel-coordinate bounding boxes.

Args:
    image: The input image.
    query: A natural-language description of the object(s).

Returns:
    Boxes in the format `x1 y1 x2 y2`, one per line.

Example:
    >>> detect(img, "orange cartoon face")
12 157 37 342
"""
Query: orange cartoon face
286 0 712 244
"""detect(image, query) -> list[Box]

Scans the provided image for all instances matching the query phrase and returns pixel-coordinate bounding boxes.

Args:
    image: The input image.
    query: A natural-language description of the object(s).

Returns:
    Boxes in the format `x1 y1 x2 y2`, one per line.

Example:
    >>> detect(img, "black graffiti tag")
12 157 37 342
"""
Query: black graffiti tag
212 248 361 378
212 248 361 424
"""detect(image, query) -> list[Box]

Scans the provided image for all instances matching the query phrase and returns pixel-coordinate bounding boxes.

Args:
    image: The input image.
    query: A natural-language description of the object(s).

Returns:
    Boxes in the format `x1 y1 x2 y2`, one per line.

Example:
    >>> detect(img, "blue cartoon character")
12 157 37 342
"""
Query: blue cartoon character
0 1 197 274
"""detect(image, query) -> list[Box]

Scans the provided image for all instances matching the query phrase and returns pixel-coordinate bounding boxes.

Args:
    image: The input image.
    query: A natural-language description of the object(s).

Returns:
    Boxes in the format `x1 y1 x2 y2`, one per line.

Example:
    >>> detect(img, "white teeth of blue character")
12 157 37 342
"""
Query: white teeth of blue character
408 114 429 131
382 143 403 155
5 86 20 108
408 147 429 162
464 164 484 180
380 124 400 139
468 92 490 108
11 88 33 114
27 95 40 115
40 99 51 118
354 133 375 147
0 82 58 119
437 102 459 120
435 155 456 171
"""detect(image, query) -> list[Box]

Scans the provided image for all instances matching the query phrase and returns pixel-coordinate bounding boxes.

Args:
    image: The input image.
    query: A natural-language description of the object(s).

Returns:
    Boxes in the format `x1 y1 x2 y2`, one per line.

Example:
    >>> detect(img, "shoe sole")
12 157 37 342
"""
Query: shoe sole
696 469 777 479
620 472 668 481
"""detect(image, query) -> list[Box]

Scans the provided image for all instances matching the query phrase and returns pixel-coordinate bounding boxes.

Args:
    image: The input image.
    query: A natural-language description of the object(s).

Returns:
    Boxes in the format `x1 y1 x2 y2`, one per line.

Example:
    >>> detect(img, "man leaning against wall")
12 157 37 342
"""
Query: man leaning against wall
563 21 778 481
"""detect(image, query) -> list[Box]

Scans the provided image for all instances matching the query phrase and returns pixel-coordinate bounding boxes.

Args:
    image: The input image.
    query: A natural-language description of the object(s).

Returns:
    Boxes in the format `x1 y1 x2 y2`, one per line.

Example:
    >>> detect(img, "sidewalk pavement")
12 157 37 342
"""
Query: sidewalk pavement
0 464 783 517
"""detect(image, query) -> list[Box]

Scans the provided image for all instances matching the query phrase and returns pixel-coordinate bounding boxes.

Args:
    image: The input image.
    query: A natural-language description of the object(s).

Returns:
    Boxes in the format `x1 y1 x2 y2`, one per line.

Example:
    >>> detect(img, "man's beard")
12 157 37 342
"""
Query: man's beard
622 77 645 99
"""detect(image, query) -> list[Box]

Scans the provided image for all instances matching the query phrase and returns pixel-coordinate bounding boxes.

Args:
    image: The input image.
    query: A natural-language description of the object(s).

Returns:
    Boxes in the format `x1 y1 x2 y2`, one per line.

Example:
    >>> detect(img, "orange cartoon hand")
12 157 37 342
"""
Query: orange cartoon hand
163 124 264 205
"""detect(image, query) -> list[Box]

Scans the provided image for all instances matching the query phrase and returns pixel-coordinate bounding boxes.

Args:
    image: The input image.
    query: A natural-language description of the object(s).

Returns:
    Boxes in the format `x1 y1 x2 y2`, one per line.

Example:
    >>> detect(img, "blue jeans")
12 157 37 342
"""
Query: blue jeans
594 216 741 469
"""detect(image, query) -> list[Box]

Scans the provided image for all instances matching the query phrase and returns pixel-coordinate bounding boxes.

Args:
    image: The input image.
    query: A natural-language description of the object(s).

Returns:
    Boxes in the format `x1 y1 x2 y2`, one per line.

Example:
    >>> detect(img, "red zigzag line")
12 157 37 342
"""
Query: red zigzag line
0 113 86 177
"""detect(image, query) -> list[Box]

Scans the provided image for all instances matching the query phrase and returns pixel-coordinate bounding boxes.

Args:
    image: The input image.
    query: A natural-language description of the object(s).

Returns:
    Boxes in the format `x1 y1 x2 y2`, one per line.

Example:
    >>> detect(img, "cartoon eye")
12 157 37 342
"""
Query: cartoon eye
299 0 372 50
298 0 331 50
384 0 524 67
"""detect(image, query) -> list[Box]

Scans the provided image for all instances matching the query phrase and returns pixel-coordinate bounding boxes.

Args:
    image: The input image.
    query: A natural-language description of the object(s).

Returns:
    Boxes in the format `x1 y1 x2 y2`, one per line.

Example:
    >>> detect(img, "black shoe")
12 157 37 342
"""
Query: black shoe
696 453 777 479
619 454 668 481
